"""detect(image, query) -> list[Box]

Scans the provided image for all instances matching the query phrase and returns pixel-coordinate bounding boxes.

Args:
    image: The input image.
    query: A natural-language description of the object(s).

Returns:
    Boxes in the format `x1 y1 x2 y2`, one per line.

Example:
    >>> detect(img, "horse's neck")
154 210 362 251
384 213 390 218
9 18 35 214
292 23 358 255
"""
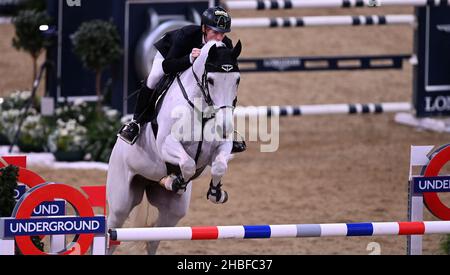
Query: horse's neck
177 67 202 100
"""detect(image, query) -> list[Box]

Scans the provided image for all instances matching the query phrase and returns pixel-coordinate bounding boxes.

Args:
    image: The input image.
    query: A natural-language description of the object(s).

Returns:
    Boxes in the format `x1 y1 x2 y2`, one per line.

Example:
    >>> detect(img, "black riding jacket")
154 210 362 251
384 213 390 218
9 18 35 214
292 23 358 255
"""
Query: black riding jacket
154 25 233 74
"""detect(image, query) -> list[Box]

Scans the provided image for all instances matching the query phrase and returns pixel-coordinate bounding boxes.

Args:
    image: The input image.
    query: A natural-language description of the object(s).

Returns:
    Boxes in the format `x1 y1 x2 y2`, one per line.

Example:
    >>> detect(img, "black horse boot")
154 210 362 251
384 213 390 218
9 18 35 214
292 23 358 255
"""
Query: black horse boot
118 86 153 145
231 129 246 153
231 140 246 153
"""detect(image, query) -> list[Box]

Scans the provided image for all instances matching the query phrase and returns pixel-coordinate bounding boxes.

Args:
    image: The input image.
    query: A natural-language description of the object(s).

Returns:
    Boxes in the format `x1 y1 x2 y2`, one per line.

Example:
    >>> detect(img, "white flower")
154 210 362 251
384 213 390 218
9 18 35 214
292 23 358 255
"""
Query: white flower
19 91 31 101
73 135 82 145
9 109 20 117
121 114 133 124
73 98 85 106
66 119 76 131
47 118 89 152
78 115 86 122
106 109 118 119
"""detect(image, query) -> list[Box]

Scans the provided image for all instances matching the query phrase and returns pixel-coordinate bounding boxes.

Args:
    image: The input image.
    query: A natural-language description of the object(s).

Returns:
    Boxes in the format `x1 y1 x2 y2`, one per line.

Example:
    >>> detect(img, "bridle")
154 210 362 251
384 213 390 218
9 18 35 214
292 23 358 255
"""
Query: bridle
176 59 238 119
175 59 238 172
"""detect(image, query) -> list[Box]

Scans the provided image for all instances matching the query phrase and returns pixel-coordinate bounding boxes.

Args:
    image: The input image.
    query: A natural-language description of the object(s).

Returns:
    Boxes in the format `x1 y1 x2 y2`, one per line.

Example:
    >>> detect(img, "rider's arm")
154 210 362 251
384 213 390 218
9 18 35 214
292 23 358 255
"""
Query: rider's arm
161 30 193 74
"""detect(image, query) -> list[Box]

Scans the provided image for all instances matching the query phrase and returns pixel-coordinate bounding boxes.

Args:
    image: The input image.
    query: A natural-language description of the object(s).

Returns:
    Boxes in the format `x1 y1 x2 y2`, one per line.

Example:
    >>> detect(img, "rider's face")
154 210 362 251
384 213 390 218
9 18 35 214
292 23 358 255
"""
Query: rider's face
204 27 225 42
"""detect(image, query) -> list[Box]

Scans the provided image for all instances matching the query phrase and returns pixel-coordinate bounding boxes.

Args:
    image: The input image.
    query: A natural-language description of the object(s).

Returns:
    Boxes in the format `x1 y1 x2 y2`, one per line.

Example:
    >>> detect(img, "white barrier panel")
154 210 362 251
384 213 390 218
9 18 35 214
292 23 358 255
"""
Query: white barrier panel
0 17 12 24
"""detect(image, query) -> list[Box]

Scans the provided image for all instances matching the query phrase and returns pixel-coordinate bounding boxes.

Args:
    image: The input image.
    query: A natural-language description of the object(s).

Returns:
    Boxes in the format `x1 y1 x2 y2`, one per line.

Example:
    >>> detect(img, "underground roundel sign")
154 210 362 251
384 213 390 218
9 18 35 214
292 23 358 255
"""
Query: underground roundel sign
9 182 105 255
422 145 450 220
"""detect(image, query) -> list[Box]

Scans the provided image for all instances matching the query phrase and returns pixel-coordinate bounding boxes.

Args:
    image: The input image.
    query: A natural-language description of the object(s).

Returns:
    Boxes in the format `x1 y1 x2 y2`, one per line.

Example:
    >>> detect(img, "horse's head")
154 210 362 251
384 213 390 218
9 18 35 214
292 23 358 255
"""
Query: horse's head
192 40 242 139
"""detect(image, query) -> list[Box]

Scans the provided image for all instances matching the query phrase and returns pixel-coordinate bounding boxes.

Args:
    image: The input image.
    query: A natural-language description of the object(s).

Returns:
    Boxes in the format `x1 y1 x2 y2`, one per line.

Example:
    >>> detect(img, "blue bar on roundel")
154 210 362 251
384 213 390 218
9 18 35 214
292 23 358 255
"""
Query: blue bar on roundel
32 201 66 217
243 225 271 238
413 176 450 193
346 223 374 236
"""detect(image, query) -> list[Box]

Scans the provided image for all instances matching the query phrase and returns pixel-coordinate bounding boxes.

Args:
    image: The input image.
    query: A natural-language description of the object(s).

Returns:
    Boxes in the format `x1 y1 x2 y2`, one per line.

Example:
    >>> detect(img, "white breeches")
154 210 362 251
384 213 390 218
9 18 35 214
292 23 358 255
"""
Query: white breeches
146 51 165 89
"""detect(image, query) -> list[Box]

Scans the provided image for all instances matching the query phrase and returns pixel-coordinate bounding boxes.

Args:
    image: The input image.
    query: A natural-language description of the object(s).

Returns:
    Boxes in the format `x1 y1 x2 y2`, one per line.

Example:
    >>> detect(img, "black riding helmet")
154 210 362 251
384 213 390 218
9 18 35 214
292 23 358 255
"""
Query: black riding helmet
201 6 231 33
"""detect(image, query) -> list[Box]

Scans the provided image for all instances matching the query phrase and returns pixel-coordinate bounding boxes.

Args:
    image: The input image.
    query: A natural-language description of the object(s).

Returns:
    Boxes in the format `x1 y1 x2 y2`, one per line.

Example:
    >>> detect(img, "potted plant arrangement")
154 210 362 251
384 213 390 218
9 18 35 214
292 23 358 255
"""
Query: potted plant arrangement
84 106 121 163
0 102 9 145
48 119 88 162
17 110 47 152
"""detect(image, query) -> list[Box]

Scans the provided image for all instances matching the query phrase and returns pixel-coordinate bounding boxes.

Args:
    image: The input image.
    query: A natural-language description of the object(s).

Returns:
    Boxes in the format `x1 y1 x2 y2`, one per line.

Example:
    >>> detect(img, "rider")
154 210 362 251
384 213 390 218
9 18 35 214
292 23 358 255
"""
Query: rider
118 6 246 153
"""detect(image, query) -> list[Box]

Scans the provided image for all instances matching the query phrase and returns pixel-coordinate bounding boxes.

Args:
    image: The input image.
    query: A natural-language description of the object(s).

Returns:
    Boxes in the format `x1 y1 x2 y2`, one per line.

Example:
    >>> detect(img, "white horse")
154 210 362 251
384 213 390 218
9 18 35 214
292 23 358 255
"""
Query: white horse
106 40 242 254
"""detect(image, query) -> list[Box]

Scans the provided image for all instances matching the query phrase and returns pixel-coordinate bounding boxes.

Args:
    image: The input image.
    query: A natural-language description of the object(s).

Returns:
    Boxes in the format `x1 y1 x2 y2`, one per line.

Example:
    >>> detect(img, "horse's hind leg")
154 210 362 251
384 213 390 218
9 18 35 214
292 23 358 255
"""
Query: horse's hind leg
145 182 192 255
107 170 145 254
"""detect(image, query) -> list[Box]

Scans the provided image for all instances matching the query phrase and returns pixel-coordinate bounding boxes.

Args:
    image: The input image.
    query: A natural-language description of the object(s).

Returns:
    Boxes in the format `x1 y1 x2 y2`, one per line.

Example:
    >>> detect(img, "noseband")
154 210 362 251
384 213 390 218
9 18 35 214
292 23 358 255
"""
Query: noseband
176 60 237 119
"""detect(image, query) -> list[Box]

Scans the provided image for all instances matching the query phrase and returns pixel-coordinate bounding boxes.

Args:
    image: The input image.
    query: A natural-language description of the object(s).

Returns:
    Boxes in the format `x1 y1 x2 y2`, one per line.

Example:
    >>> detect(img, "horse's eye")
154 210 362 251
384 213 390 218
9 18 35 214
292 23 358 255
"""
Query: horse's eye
236 78 240 86
207 78 214 86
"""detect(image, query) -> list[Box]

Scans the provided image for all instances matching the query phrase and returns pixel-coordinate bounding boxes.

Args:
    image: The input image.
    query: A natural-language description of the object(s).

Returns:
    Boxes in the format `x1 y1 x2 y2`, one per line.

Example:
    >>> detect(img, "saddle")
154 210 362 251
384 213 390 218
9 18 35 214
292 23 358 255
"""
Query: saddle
137 74 176 127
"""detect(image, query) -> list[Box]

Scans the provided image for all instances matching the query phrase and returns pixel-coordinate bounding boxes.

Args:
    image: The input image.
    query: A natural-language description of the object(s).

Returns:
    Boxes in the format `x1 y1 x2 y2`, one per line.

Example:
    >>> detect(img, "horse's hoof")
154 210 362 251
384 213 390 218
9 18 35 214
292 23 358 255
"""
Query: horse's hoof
208 190 228 204
221 191 228 204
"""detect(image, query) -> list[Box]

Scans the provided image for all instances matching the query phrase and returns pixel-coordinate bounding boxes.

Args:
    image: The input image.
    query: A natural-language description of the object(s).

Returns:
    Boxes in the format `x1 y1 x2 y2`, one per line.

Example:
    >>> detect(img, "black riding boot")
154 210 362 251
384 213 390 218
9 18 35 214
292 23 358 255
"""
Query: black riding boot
118 86 154 145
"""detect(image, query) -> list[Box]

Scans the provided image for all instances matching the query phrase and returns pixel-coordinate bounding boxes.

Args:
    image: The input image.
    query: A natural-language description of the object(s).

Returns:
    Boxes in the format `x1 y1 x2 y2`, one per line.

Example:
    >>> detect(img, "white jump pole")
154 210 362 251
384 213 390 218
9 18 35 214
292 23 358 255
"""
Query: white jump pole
232 14 416 28
109 221 450 242
233 102 412 117
225 0 450 10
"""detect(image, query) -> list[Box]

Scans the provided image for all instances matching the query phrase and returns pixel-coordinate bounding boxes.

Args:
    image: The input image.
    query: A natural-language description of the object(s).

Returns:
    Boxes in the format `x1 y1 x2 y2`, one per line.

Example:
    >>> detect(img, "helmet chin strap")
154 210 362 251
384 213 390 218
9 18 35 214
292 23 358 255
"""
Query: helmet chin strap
202 26 209 44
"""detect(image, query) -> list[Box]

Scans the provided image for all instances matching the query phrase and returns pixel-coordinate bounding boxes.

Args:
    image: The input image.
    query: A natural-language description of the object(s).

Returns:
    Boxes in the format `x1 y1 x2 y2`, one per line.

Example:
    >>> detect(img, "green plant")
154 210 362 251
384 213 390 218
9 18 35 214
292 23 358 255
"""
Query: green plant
54 98 95 125
17 113 48 152
22 0 46 11
0 165 19 217
71 20 122 112
441 234 450 255
48 119 88 153
0 165 44 254
0 101 6 144
0 107 40 144
12 10 52 89
1 90 33 110
85 106 121 162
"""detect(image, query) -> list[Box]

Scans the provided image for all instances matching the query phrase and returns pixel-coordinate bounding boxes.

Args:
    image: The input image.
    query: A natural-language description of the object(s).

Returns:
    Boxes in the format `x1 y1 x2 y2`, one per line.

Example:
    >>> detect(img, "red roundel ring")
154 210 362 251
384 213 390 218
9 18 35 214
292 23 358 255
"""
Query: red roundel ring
423 145 450 221
15 183 95 255
18 167 46 188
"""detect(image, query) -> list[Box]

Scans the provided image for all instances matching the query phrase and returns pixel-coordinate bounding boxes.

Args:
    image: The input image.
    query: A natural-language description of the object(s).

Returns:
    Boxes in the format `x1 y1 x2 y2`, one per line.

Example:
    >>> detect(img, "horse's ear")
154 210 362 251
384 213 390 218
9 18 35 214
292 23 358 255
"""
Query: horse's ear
208 44 218 61
232 40 242 60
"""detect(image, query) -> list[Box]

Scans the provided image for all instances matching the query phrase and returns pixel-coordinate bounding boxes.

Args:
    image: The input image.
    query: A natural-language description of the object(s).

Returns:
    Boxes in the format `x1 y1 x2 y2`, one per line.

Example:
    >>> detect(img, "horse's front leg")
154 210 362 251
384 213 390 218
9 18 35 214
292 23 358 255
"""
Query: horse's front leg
159 134 196 194
207 141 233 204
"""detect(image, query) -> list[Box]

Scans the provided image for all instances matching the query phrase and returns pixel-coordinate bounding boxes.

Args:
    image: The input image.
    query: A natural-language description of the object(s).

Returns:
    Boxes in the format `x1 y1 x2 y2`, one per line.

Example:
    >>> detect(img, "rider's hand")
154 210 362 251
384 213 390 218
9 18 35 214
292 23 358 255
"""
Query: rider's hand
190 48 201 63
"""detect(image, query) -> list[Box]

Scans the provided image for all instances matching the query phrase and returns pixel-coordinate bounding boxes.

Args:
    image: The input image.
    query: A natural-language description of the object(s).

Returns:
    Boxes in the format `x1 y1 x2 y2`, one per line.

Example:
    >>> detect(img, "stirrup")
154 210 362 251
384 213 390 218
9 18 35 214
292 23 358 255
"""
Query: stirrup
117 121 141 145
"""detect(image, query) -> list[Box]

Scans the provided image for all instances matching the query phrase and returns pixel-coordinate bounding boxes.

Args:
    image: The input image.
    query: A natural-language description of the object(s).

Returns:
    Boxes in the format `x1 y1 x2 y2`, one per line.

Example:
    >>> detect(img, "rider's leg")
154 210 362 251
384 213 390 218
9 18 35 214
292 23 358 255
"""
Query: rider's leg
118 52 165 145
